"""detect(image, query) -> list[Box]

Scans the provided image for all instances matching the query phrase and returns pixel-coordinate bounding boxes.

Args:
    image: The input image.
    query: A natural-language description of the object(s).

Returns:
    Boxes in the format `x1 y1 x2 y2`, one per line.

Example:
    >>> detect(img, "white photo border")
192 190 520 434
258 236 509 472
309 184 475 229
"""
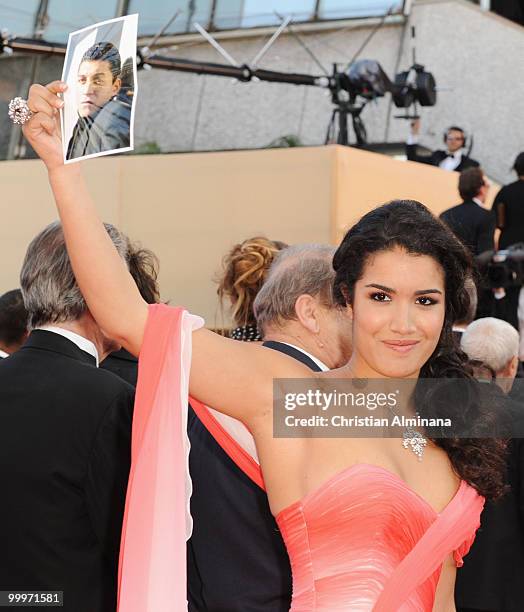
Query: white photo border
60 14 138 165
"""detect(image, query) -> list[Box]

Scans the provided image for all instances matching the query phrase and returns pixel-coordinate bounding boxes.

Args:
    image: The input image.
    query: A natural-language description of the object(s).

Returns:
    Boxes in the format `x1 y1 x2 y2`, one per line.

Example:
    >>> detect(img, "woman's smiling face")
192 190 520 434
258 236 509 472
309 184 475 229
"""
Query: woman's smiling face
347 246 446 379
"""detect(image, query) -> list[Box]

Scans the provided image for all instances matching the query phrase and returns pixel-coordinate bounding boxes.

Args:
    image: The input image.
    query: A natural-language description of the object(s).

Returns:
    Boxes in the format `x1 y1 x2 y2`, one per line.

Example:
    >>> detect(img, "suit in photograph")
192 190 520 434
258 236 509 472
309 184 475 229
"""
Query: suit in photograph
0 330 134 612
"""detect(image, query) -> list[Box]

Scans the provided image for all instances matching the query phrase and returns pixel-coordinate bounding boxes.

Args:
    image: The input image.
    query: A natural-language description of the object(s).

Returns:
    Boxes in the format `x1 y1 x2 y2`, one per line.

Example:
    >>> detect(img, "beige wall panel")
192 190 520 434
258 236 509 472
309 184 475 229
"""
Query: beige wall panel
333 146 498 243
1 148 334 324
0 157 121 295
2 146 497 325
119 146 335 323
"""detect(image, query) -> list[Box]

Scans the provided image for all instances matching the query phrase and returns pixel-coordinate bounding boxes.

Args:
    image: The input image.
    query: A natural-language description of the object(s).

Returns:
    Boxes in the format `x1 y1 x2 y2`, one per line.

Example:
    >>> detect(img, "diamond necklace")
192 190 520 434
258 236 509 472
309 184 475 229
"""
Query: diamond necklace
350 374 427 461
401 426 427 461
387 405 427 461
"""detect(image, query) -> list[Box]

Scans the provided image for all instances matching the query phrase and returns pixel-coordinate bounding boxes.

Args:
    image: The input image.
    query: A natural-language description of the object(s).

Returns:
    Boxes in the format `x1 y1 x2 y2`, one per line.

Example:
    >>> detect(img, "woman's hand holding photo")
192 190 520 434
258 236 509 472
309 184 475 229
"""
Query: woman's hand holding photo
24 81 67 173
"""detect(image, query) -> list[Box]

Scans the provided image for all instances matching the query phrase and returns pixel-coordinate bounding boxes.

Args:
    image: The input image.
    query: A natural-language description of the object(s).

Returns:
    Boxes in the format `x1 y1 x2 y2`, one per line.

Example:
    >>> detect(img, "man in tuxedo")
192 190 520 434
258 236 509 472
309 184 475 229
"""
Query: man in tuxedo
440 168 495 257
0 289 28 357
440 168 495 319
0 222 134 612
406 119 480 172
187 244 352 611
455 317 524 612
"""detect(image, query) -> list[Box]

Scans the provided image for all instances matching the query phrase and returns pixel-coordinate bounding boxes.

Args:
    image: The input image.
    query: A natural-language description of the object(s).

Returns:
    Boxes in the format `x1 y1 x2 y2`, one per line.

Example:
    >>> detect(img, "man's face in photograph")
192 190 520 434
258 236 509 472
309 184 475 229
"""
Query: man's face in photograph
76 59 121 118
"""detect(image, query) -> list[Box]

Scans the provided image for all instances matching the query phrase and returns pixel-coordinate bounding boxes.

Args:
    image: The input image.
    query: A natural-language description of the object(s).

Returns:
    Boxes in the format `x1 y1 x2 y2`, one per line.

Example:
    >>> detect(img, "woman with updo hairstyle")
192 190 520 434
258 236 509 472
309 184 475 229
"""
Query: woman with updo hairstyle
20 99 508 612
216 236 287 341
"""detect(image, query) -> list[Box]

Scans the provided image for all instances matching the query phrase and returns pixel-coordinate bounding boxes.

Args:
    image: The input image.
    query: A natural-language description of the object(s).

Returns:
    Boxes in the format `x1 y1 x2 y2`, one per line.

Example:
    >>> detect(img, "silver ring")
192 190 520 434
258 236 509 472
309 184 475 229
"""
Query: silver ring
8 97 34 125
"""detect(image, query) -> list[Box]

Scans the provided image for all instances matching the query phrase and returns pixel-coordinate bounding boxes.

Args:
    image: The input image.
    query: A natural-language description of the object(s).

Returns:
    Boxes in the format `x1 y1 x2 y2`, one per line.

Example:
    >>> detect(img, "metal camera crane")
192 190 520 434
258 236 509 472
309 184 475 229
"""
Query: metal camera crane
1 6 437 147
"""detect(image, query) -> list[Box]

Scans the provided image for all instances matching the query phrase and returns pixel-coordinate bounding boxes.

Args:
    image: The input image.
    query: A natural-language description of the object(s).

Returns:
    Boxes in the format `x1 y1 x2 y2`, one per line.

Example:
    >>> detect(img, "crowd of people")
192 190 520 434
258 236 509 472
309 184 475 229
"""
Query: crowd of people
0 77 523 612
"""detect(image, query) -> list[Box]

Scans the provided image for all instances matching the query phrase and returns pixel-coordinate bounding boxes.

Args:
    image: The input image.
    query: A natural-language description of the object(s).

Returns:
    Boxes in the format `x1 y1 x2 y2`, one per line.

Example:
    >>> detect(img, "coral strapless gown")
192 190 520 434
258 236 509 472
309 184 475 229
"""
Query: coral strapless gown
276 463 484 611
117 305 485 612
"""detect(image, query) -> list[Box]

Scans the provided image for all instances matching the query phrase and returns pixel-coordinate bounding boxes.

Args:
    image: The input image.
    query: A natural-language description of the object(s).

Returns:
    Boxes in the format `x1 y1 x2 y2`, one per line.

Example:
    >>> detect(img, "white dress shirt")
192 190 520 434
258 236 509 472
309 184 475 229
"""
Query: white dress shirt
35 326 99 366
439 150 464 171
0 349 8 358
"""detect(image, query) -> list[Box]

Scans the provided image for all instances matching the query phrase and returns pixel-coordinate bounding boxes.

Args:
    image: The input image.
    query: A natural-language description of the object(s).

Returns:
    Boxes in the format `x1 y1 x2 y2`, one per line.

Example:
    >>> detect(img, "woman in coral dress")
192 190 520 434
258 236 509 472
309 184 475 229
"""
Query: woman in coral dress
23 81 506 612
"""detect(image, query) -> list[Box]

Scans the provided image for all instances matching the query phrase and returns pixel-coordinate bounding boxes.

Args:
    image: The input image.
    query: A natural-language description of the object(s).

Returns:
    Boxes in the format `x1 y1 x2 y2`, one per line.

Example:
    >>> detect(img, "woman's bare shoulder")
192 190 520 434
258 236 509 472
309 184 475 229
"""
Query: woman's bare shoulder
190 329 316 422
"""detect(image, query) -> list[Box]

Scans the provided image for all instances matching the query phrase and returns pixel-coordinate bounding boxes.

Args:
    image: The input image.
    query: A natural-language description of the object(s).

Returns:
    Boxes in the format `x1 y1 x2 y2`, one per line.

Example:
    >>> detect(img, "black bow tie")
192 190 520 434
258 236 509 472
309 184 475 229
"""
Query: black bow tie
446 153 456 159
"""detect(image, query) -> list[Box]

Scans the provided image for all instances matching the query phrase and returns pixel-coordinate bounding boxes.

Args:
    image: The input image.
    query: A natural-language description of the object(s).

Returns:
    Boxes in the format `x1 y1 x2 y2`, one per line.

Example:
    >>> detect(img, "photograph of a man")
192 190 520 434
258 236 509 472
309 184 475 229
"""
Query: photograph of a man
67 42 130 160
61 14 137 164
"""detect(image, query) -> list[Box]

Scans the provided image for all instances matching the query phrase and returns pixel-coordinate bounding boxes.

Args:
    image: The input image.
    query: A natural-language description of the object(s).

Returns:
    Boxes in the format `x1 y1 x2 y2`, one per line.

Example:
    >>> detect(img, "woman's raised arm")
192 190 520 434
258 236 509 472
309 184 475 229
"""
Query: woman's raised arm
24 82 148 355
22 81 312 423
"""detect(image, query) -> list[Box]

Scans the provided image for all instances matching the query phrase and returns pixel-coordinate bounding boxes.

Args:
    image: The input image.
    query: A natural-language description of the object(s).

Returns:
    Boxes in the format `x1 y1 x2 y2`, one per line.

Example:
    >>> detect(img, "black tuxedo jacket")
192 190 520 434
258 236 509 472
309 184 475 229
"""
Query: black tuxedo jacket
406 144 479 172
0 330 134 611
101 348 139 387
187 341 321 612
439 200 495 256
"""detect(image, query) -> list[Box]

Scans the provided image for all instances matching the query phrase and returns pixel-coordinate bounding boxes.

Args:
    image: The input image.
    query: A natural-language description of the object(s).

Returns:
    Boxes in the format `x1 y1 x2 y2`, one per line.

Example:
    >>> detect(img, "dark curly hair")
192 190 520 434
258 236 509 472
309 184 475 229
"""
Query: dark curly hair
0 289 28 348
333 199 507 500
127 243 160 305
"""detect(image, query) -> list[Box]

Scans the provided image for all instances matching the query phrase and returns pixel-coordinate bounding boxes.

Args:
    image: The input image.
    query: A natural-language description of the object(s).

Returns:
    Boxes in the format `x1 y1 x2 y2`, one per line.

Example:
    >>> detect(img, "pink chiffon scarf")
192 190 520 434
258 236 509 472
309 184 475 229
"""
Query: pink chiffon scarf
117 305 203 611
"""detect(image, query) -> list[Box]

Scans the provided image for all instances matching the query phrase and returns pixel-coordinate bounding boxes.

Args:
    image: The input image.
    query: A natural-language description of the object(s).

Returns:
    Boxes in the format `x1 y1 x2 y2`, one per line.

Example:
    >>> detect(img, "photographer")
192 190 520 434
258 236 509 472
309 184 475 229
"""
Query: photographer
406 118 480 172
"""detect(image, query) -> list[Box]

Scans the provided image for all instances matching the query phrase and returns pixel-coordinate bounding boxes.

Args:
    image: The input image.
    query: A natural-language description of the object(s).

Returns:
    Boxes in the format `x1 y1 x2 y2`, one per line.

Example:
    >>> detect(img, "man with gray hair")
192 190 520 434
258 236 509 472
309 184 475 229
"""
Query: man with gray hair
254 243 351 369
460 316 519 394
0 222 134 612
188 244 352 612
